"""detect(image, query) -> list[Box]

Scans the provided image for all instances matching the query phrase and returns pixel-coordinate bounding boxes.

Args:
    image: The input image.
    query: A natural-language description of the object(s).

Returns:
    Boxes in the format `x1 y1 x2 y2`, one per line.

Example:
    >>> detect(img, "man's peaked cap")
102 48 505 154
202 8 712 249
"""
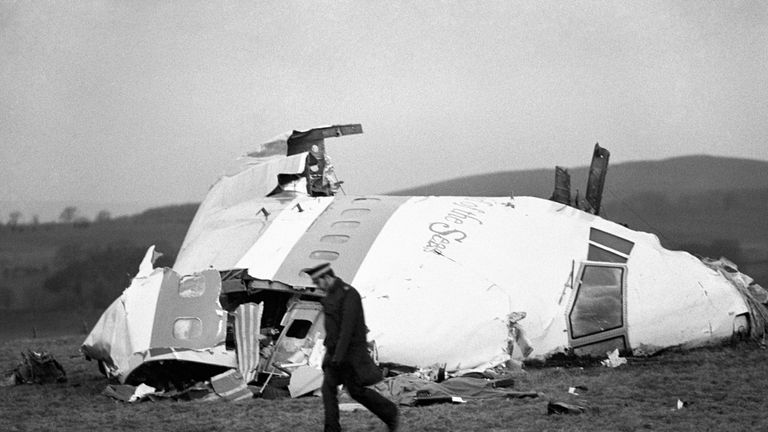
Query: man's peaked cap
303 262 335 280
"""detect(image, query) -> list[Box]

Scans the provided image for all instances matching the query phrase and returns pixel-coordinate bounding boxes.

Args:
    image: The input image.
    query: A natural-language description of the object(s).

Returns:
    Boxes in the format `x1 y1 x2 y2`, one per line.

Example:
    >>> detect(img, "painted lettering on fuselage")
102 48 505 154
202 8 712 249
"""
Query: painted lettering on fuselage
422 198 493 253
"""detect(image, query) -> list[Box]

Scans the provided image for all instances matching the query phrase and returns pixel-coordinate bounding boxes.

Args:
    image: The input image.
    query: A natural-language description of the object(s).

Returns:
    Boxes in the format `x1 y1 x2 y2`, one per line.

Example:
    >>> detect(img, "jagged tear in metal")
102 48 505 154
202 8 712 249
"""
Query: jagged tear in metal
82 124 766 392
550 166 572 205
585 143 610 215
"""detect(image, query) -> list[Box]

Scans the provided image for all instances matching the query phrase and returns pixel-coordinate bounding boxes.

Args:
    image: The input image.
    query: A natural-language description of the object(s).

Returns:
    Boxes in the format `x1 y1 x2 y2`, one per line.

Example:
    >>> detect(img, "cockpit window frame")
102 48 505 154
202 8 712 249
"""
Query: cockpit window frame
566 260 630 355
587 228 634 263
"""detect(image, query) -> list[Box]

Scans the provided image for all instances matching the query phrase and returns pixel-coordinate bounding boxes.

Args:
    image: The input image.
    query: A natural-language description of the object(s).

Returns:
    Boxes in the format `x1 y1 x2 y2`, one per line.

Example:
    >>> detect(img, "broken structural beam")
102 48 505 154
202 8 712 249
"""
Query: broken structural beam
287 124 363 156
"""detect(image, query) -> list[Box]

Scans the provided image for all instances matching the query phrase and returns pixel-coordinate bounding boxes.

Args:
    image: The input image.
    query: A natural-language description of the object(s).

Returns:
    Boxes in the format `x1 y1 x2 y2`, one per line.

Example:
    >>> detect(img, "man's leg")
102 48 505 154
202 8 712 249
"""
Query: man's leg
343 372 399 430
322 366 342 432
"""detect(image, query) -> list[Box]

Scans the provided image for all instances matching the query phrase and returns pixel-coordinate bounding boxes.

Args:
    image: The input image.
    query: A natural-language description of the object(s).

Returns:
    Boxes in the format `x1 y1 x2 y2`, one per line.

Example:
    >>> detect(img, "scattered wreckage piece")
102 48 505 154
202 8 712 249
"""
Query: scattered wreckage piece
102 370 252 403
547 401 589 415
81 251 235 386
2 349 67 386
82 123 768 401
370 374 538 407
600 349 627 368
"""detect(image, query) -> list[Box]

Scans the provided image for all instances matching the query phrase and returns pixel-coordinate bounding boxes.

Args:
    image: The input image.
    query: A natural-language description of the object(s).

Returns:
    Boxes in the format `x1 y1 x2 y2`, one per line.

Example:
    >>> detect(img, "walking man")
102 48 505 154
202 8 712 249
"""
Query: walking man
304 263 400 432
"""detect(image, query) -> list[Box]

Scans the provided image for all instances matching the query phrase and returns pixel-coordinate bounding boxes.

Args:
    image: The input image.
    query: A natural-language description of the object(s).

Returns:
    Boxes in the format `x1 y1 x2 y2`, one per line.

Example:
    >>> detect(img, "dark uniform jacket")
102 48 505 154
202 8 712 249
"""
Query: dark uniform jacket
321 277 368 365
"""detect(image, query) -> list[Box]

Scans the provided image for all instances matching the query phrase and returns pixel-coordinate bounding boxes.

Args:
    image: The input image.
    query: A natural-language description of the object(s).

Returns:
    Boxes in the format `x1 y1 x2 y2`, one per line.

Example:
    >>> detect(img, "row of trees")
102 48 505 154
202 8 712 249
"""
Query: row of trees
3 207 112 227
42 242 176 309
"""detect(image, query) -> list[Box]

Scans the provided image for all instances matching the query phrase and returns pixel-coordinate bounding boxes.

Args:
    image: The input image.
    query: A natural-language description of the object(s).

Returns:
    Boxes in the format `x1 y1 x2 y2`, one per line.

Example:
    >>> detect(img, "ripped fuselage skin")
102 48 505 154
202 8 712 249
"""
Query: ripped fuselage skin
82 124 765 387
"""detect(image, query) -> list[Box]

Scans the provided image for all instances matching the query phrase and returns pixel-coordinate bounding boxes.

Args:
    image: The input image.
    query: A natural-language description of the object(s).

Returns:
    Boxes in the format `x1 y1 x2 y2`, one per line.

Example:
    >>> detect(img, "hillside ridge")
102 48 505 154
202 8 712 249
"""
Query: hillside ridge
390 154 768 197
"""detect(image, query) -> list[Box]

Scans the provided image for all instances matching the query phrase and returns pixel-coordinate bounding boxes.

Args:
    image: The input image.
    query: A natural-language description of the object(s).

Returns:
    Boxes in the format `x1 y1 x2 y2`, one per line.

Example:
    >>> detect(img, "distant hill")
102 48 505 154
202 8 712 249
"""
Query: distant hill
390 155 768 198
0 203 199 312
127 203 200 224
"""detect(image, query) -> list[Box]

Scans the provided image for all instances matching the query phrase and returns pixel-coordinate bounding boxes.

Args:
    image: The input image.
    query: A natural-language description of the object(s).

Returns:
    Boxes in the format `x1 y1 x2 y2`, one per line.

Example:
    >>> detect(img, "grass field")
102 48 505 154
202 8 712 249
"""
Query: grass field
2 334 768 432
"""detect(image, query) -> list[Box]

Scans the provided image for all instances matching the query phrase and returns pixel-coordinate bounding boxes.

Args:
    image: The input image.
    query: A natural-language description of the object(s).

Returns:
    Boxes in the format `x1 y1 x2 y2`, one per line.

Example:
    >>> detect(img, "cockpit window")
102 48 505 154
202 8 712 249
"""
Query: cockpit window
285 319 313 339
588 244 625 263
569 265 624 338
588 228 634 263
309 250 340 261
173 318 203 340
178 275 206 298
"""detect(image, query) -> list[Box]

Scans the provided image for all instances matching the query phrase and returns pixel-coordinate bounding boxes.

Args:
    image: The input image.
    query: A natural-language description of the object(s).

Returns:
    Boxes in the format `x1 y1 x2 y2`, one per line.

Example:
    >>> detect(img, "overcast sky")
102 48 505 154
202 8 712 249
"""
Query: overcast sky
1 1 766 219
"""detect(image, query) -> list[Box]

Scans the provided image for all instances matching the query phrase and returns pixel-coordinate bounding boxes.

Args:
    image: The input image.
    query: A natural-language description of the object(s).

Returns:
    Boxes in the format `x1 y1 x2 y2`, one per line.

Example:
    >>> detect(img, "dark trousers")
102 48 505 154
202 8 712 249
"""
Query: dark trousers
322 363 398 432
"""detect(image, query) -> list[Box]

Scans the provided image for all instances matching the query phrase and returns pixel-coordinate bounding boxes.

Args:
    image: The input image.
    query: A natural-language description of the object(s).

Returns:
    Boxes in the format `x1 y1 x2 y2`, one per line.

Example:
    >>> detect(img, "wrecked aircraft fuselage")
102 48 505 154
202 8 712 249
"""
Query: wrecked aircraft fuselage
83 124 768 389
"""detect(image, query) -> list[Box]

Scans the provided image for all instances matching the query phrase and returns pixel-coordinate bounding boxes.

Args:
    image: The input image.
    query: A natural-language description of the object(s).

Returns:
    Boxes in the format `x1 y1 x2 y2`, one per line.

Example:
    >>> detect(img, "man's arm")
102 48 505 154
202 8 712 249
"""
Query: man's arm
332 289 362 363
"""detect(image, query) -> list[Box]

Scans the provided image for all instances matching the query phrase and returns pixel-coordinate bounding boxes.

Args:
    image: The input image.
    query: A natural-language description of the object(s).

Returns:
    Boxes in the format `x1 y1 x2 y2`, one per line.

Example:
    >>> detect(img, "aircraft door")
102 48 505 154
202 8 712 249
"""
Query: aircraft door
566 261 629 356
268 301 326 374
